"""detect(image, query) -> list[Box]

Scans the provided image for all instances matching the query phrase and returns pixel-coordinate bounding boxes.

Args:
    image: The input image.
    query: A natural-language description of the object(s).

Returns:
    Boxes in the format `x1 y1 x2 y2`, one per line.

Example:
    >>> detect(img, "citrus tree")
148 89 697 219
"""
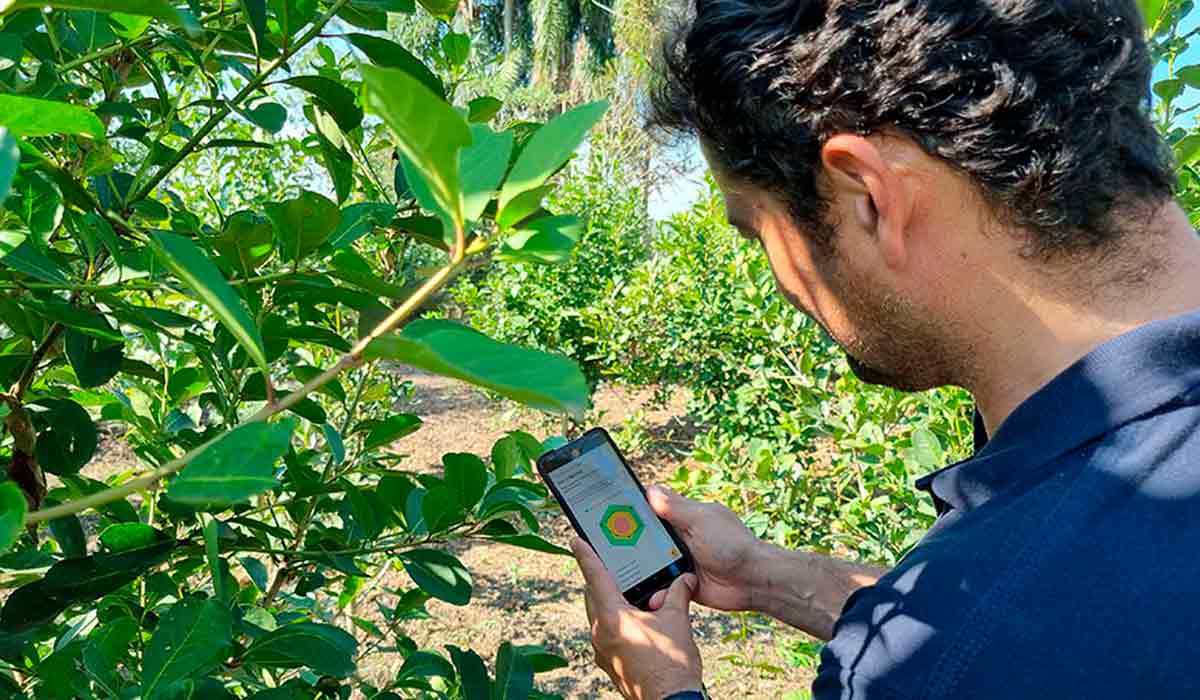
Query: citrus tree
0 0 608 696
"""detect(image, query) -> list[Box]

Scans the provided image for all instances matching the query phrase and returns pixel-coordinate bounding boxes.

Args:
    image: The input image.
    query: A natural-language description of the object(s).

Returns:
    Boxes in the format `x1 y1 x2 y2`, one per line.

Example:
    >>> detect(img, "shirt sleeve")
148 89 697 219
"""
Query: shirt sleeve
810 584 929 700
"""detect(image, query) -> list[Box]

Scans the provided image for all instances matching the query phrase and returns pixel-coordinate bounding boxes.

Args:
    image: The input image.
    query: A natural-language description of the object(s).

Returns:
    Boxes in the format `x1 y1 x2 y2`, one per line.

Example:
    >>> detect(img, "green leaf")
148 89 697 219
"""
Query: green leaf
398 650 455 681
3 0 192 24
467 96 503 124
240 556 269 591
326 201 396 250
0 234 71 284
490 434 529 480
443 453 486 511
20 298 119 342
492 642 533 700
212 211 275 275
241 101 287 133
98 523 160 552
243 622 358 677
512 645 569 673
495 184 552 230
908 427 943 467
33 398 97 476
322 423 345 465
1154 78 1183 102
497 215 583 264
497 100 608 212
167 419 296 505
420 485 460 532
282 76 361 132
1139 0 1165 28
268 0 317 47
0 95 104 140
487 534 570 556
360 63 470 228
0 482 26 554
460 125 513 223
10 170 63 240
441 31 469 66
265 190 340 263
0 129 17 203
1176 133 1200 166
66 329 123 388
362 413 422 450
347 33 444 97
203 517 227 604
366 319 589 418
448 646 490 700
416 0 455 18
142 598 233 700
49 513 86 557
399 548 471 605
0 539 176 632
1178 65 1200 89
151 231 269 376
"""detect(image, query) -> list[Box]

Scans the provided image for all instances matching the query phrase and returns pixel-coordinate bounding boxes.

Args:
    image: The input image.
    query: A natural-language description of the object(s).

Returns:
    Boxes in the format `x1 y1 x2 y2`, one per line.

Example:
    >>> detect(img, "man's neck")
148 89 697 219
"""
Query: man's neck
966 203 1200 437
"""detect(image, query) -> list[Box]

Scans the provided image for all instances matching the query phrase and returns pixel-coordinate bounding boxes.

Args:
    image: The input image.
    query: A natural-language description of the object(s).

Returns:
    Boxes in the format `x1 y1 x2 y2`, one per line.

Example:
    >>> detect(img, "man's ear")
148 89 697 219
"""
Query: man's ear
820 134 914 271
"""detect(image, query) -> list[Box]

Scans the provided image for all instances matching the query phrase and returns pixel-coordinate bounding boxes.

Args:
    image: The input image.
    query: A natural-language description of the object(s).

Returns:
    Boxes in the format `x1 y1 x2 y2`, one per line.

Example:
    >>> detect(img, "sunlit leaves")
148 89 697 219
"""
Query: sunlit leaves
497 100 608 213
461 125 514 223
348 33 444 97
151 231 269 376
167 419 296 505
361 63 470 228
0 95 104 140
365 319 590 418
497 215 583 264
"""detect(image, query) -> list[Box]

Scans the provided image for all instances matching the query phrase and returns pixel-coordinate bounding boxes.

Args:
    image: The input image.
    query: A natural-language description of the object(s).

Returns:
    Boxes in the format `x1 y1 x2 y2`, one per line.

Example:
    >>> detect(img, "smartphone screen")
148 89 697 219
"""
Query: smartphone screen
539 429 690 604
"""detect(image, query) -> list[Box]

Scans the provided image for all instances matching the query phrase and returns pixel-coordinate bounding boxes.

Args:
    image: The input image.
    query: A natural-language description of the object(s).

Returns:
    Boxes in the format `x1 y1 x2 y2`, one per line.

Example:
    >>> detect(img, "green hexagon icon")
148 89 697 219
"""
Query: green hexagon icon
600 504 644 546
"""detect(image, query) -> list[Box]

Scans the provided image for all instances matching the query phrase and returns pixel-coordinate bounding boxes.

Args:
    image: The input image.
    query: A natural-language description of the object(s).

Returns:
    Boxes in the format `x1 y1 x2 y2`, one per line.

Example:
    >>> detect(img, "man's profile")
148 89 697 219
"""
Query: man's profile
569 0 1200 698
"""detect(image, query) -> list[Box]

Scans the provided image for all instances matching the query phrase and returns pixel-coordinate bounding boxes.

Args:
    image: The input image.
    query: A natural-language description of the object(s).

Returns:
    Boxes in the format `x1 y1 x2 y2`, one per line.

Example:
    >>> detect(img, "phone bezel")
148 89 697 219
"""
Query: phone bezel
536 427 695 609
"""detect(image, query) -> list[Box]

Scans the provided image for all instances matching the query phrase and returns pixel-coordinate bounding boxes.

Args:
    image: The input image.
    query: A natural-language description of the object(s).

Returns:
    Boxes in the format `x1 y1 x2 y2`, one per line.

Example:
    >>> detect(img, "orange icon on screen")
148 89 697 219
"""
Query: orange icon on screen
669 547 679 558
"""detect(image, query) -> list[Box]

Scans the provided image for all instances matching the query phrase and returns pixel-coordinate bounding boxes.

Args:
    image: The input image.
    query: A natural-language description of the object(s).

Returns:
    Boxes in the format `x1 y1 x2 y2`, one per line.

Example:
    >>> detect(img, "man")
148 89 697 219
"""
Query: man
569 0 1200 698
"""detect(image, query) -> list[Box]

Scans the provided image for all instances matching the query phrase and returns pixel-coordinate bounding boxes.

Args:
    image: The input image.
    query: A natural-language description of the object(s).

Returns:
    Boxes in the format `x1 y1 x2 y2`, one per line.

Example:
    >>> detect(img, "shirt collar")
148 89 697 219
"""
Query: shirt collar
916 308 1200 512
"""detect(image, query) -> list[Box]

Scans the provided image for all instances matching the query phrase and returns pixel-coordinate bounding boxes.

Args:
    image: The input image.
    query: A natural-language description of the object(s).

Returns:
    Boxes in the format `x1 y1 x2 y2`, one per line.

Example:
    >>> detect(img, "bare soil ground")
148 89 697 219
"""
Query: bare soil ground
358 371 818 699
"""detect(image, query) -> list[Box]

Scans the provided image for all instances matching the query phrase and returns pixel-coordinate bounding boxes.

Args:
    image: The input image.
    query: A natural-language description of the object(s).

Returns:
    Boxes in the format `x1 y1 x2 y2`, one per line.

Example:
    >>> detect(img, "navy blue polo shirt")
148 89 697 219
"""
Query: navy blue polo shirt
813 309 1200 699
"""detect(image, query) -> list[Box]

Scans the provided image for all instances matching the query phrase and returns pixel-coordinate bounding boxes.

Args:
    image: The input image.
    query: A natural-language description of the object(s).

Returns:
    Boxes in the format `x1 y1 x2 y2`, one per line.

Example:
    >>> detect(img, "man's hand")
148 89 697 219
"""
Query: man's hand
571 537 703 700
644 486 765 612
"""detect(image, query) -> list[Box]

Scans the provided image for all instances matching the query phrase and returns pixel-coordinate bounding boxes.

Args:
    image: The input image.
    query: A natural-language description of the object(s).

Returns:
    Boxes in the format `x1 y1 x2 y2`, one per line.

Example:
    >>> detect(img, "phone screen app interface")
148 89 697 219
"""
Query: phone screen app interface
548 440 682 591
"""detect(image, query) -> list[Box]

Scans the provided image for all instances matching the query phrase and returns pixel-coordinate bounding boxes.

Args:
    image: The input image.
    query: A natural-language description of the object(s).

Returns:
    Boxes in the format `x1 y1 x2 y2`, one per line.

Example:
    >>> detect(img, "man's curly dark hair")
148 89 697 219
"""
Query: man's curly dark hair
651 0 1176 257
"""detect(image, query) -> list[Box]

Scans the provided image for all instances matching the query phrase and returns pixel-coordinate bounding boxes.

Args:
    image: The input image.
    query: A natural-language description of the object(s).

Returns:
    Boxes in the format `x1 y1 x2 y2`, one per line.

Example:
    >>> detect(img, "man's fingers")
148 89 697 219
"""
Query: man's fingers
647 485 700 524
660 573 698 614
647 588 668 611
571 537 624 611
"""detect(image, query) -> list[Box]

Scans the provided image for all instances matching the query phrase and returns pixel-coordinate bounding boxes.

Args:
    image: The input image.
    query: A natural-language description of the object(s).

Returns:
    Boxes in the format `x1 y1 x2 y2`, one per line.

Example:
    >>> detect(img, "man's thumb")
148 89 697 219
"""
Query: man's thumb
648 485 697 523
661 573 697 613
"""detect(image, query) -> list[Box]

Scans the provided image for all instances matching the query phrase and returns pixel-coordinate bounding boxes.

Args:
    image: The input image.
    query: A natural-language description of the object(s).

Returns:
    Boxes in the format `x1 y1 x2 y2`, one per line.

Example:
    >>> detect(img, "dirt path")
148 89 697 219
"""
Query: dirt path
360 371 818 699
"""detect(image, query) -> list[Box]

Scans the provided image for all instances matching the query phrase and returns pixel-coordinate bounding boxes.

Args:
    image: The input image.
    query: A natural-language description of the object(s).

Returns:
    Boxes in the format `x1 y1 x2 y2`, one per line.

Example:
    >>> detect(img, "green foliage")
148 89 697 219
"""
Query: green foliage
0 0 606 694
453 151 650 383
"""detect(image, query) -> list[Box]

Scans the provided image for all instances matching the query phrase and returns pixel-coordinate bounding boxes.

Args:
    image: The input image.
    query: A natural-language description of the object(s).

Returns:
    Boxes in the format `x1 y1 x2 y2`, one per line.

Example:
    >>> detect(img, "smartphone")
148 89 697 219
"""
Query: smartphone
537 427 694 609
